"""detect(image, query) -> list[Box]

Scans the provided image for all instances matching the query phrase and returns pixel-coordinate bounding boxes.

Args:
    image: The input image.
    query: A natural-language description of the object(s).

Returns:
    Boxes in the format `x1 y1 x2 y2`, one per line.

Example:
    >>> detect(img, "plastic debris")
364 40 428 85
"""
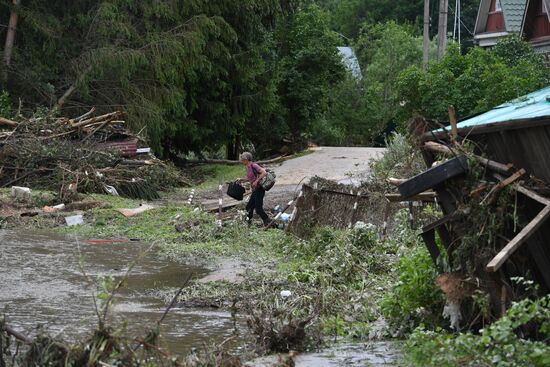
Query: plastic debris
65 215 84 226
280 290 292 298
11 186 31 199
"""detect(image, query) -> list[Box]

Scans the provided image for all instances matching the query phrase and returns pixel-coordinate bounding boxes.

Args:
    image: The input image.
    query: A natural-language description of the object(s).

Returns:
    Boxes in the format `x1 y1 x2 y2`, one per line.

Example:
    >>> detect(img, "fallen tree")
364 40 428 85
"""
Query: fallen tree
0 109 186 200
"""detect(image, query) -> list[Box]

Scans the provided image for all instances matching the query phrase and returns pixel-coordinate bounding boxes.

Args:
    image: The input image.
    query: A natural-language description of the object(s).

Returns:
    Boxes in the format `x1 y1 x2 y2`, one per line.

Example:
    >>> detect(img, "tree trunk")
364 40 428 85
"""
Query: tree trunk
423 0 430 69
437 0 448 59
2 0 21 85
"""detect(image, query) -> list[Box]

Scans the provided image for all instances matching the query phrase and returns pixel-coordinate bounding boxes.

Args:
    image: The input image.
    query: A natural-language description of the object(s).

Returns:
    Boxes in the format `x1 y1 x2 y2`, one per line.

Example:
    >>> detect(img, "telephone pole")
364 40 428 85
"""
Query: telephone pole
423 0 430 69
437 0 449 59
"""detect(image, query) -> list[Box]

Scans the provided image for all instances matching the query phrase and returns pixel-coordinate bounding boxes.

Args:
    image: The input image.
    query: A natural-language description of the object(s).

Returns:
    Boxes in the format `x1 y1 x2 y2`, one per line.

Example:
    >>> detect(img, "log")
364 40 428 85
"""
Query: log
183 155 288 166
0 117 17 128
423 141 513 175
486 204 550 272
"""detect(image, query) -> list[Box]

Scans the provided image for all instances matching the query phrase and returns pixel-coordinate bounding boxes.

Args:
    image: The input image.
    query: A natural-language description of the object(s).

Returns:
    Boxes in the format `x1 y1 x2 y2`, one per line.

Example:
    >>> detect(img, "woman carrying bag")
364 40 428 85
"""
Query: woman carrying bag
239 152 270 226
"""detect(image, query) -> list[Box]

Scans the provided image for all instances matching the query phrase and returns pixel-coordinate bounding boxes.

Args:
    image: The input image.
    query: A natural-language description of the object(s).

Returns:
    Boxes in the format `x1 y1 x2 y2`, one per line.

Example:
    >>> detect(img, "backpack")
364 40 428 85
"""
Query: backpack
252 164 276 191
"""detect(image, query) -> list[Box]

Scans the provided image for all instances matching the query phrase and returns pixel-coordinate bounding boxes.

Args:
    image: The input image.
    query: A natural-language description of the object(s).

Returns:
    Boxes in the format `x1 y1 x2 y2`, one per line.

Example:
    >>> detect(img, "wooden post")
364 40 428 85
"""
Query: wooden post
423 0 430 69
448 105 458 141
437 0 449 59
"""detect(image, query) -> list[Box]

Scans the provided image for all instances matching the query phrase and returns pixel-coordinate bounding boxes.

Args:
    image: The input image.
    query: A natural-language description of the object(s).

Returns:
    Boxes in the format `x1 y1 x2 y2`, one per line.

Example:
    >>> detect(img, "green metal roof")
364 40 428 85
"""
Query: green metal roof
501 0 527 32
452 86 550 130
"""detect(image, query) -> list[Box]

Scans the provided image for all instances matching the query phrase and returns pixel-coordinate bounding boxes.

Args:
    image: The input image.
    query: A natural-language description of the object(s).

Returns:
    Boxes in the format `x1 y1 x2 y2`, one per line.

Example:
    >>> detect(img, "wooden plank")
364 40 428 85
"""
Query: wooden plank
385 191 436 202
398 155 468 199
514 184 550 206
486 204 550 272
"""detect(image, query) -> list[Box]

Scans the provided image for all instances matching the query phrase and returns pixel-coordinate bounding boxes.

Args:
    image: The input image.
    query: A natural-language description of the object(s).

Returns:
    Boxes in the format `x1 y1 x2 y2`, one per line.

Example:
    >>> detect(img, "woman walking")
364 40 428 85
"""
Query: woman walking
239 152 270 226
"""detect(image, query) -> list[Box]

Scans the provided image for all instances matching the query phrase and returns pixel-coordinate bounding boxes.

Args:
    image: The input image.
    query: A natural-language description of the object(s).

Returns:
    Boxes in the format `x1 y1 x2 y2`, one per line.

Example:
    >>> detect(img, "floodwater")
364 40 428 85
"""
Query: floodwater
0 230 244 355
0 229 402 365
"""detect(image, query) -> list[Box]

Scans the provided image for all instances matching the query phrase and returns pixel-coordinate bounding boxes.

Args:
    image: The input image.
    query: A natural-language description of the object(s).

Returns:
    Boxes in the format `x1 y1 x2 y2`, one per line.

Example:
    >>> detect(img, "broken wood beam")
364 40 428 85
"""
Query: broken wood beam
385 191 436 202
448 105 458 141
514 184 550 206
71 111 123 128
387 177 407 186
423 141 512 175
398 155 468 199
486 204 550 272
481 168 526 205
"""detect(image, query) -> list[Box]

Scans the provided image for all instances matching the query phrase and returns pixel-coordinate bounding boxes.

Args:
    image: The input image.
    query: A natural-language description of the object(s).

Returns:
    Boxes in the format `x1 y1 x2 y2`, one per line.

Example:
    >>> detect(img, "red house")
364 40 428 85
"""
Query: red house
474 0 526 47
521 0 550 53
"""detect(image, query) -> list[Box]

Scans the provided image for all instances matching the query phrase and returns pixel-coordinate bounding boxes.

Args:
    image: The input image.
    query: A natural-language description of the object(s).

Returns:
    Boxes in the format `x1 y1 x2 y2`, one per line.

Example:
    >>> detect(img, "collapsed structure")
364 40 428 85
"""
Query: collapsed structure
400 86 550 320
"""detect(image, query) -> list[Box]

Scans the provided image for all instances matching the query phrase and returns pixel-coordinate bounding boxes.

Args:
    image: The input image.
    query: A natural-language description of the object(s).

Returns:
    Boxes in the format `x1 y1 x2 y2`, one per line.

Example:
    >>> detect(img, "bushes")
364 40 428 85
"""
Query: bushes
405 295 550 367
381 241 445 335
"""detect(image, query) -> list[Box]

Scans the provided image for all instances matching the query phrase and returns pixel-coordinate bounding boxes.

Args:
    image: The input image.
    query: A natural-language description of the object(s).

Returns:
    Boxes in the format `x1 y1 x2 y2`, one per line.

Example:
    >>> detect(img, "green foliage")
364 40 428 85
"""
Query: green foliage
0 91 11 118
381 212 445 334
317 22 423 146
368 132 425 191
397 39 550 124
282 226 395 286
276 4 345 143
405 295 550 367
1 0 302 157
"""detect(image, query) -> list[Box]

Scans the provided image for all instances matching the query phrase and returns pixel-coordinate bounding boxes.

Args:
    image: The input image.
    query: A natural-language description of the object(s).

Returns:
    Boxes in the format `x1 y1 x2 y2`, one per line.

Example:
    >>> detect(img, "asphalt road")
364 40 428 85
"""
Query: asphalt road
272 146 386 185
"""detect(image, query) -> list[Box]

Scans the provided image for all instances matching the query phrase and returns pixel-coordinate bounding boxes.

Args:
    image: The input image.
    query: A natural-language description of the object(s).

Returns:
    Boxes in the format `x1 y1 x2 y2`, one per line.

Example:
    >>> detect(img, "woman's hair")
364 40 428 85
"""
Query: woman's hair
239 152 253 161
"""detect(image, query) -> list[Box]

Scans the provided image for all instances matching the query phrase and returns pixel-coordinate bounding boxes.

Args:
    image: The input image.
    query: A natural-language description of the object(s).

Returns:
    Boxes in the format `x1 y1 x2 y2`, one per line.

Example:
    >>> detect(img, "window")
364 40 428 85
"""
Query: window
495 0 502 12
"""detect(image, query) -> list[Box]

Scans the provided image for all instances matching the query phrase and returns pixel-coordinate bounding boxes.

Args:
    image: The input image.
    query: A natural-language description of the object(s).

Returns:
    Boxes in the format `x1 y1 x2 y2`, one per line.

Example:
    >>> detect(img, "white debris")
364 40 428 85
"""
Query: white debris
103 184 119 196
280 290 292 298
443 301 462 331
11 186 31 199
65 215 84 227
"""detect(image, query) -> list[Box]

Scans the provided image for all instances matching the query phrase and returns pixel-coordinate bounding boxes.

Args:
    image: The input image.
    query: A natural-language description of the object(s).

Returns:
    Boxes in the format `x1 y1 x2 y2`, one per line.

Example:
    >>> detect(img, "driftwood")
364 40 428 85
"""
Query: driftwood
387 177 407 186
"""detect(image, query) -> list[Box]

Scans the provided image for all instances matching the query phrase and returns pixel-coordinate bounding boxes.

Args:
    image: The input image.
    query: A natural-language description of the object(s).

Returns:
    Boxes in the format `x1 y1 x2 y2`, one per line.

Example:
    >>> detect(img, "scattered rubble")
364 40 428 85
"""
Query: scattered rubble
0 109 186 201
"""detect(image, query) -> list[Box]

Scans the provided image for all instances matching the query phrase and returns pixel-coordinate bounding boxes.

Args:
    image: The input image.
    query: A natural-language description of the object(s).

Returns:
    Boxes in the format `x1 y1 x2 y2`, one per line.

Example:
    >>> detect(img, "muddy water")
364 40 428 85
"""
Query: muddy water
0 230 244 355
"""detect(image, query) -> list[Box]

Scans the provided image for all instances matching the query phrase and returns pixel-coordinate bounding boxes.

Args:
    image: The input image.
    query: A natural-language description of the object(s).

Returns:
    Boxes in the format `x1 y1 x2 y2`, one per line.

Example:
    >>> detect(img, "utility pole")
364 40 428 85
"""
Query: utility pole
423 0 430 69
437 0 449 59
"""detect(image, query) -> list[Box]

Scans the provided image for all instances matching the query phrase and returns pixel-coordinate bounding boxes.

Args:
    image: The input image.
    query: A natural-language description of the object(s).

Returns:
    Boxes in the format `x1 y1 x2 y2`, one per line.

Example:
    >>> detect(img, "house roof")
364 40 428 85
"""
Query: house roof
337 47 362 79
475 0 527 35
501 0 528 32
521 0 550 37
451 86 550 130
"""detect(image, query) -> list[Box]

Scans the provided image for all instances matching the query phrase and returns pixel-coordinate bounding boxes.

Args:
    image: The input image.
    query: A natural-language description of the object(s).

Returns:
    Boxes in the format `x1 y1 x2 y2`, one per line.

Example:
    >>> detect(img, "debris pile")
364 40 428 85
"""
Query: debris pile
0 109 185 200
395 108 550 327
